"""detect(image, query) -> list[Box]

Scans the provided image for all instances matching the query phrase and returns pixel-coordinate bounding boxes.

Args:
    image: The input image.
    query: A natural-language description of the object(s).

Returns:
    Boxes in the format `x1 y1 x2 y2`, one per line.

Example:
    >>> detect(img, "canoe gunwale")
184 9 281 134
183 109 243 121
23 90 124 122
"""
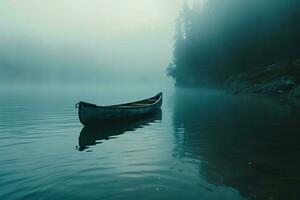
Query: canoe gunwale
79 92 162 110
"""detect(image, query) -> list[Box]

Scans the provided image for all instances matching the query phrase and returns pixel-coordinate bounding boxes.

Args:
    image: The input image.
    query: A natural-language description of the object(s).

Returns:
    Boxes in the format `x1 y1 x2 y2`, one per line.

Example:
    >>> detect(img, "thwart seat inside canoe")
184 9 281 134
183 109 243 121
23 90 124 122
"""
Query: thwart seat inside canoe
112 96 159 108
114 99 157 108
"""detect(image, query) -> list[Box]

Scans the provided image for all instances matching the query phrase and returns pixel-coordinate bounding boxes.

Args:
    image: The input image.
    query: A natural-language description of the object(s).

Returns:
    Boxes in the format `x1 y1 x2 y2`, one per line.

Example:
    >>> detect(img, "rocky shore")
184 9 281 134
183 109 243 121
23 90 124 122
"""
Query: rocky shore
224 58 300 101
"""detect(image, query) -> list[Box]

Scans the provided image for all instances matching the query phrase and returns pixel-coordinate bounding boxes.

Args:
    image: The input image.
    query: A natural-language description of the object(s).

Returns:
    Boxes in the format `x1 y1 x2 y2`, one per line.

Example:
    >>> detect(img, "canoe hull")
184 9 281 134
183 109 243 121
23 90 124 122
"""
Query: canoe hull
77 93 162 126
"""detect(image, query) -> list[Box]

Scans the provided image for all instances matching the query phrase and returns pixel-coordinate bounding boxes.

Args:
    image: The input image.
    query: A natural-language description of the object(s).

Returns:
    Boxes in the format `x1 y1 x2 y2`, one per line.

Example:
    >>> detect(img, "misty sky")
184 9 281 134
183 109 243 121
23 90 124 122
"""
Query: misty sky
0 0 188 85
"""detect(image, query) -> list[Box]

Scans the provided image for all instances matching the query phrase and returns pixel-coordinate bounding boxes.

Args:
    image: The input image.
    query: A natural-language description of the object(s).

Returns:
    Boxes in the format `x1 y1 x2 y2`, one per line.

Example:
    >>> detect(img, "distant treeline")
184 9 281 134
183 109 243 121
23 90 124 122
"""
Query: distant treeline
168 0 300 86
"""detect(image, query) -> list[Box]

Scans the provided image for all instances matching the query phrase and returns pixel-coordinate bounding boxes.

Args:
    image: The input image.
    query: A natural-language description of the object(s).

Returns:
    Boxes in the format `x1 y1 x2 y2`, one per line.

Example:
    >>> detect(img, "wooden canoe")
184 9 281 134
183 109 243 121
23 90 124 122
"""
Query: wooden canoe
76 92 162 126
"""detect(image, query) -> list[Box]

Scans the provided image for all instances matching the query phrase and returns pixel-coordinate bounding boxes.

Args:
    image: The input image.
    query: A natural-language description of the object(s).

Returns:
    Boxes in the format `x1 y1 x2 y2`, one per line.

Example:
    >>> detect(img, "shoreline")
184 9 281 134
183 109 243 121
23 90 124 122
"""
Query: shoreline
223 60 300 104
173 58 300 106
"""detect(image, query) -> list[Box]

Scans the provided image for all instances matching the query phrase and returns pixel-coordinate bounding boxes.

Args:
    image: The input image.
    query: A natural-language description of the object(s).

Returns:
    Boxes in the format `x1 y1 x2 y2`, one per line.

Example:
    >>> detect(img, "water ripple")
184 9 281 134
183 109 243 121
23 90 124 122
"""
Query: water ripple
5 88 298 199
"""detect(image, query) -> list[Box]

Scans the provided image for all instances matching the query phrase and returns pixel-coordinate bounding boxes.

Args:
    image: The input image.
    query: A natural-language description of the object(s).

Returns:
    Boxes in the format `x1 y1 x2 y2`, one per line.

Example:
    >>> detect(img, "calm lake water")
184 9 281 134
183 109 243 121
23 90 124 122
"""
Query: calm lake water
1 86 300 200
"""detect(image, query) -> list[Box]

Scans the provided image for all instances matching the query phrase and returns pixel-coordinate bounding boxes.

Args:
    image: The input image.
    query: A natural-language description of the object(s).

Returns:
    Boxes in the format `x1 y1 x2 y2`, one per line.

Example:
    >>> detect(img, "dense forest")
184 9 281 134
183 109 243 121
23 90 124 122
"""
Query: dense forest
168 0 300 89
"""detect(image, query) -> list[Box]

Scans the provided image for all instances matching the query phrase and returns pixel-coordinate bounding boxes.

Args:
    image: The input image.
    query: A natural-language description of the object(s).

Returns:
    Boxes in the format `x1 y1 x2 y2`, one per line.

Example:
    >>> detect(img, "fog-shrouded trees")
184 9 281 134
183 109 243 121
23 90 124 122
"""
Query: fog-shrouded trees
169 0 300 87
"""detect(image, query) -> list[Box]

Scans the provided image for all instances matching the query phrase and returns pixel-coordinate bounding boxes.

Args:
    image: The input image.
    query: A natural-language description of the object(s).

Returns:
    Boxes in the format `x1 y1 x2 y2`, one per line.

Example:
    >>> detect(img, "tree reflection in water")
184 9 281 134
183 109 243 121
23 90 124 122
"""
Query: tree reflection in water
172 89 300 200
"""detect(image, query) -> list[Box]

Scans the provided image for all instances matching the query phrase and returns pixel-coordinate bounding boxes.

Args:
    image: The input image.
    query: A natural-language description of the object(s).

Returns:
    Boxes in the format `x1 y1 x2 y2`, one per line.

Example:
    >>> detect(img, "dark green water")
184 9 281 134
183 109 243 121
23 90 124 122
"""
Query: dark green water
0 86 299 200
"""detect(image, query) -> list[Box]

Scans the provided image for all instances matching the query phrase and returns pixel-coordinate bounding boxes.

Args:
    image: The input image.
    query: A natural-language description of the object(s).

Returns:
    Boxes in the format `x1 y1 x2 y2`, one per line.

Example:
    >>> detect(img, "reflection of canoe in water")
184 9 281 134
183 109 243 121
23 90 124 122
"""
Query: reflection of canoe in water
76 93 162 126
78 110 162 151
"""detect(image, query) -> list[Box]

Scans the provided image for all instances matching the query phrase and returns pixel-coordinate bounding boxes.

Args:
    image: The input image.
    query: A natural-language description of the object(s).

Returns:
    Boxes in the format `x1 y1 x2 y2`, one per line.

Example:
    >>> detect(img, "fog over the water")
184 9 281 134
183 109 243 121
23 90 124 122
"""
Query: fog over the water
0 0 186 85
